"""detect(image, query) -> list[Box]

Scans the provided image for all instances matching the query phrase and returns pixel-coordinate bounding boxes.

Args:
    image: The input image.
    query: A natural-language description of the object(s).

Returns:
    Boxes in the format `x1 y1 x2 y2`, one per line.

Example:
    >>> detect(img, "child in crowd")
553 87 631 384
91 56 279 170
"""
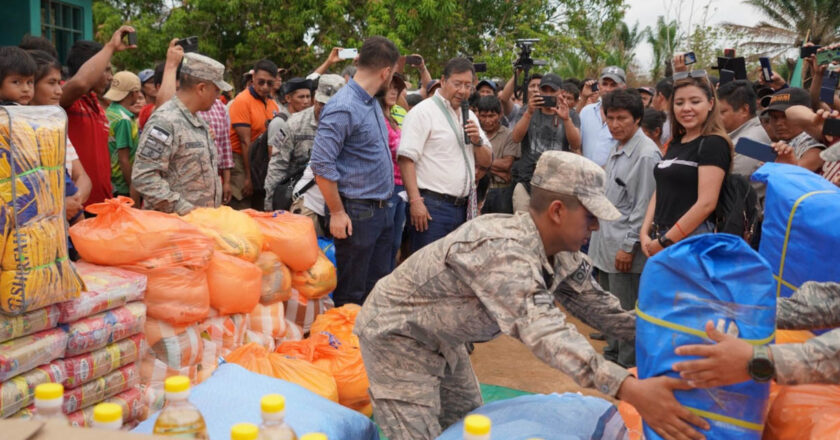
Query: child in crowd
0 46 36 105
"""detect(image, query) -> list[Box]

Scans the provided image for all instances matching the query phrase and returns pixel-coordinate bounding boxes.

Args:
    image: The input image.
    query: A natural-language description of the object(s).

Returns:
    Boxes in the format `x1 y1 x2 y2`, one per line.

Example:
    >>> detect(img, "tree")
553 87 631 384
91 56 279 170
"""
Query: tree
645 16 678 80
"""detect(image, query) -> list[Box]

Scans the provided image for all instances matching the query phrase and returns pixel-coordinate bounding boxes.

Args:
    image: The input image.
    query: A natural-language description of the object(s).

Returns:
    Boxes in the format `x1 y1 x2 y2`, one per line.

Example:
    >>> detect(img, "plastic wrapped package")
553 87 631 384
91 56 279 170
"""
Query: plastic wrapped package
0 360 65 417
310 304 361 347
63 301 146 357
204 312 247 356
62 334 144 389
763 384 840 440
0 304 60 344
282 319 304 342
284 289 334 334
0 327 67 381
247 302 287 340
207 252 261 315
291 251 337 299
66 386 144 427
58 261 147 324
225 343 338 402
318 238 336 266
637 235 776 440
255 251 292 304
0 258 84 315
62 362 138 413
244 210 318 271
145 318 205 369
182 206 264 262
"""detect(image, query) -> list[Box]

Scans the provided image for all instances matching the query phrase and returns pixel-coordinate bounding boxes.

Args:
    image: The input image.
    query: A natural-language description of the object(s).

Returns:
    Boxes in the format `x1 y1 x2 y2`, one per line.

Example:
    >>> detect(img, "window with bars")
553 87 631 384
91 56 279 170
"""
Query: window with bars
40 0 84 63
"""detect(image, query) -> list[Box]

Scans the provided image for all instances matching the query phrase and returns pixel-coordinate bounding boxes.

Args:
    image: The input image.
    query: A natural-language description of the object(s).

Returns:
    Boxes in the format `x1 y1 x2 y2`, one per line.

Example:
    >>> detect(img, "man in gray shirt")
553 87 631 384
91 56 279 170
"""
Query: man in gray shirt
589 89 660 367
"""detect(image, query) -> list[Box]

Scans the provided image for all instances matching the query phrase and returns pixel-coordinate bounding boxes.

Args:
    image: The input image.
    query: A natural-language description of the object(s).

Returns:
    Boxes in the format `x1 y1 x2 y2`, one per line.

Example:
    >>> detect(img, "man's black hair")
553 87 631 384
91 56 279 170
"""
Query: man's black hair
27 50 61 83
564 77 582 89
0 46 37 84
602 88 644 121
406 93 423 108
560 82 580 101
66 40 103 77
476 95 502 114
153 62 166 87
528 73 543 83
655 77 674 100
468 90 481 108
253 59 278 77
717 79 757 116
442 57 475 79
641 107 667 133
357 36 400 70
19 35 58 60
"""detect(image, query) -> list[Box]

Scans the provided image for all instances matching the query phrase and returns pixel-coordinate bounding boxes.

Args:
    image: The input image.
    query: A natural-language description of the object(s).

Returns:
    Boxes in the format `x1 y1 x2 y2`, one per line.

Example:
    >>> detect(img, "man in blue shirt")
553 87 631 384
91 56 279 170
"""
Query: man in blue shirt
310 36 400 306
580 66 626 167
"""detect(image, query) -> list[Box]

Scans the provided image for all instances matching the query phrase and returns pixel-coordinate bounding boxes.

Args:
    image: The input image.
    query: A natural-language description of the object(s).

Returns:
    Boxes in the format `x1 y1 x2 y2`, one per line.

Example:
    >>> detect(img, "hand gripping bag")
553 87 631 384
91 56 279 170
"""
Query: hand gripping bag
291 251 337 299
244 210 318 271
182 206 264 262
636 234 776 440
207 252 261 315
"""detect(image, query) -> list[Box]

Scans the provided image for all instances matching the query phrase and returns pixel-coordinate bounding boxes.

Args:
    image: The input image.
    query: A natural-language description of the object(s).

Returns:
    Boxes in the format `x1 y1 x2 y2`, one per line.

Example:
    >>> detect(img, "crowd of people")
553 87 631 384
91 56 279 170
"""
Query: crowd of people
1 27 839 440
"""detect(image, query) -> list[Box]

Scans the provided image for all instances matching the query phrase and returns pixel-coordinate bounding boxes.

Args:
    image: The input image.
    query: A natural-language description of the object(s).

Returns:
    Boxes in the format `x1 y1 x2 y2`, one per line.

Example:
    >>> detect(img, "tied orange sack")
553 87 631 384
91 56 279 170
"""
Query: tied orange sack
244 210 318 271
225 343 338 402
763 384 840 440
255 251 292 304
310 305 361 347
207 252 261 315
182 206 264 262
137 265 211 325
291 251 337 299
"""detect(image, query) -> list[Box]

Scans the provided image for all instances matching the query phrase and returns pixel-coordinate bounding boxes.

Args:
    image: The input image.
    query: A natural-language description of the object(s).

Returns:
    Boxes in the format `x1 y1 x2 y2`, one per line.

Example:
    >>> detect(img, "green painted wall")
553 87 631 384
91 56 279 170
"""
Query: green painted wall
0 0 93 62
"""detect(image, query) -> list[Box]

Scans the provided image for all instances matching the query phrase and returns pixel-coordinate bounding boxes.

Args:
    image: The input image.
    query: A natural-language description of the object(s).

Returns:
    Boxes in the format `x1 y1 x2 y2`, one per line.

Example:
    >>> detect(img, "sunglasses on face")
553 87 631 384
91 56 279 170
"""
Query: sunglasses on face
256 79 275 87
673 70 708 80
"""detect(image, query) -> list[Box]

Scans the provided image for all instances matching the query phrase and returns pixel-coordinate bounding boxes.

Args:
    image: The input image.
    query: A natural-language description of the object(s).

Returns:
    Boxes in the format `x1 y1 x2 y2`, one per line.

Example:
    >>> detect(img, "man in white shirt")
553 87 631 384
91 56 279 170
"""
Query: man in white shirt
398 57 493 253
580 66 626 167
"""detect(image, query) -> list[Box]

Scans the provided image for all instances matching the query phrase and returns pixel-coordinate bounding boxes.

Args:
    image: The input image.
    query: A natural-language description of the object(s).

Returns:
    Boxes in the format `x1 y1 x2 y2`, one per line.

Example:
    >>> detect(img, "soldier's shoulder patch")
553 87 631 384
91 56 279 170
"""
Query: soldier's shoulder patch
569 259 592 286
149 126 172 144
532 291 554 307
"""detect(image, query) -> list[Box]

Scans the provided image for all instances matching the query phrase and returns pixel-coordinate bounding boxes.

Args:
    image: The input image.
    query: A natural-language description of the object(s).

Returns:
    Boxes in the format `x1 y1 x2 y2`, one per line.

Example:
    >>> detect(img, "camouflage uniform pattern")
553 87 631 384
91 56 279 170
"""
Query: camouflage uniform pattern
132 96 222 214
772 281 840 384
356 211 634 440
263 106 316 210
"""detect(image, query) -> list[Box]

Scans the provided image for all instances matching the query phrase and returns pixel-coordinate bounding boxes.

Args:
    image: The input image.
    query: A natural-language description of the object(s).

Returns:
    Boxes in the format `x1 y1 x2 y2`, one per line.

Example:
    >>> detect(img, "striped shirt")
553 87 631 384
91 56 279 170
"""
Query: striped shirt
197 99 234 170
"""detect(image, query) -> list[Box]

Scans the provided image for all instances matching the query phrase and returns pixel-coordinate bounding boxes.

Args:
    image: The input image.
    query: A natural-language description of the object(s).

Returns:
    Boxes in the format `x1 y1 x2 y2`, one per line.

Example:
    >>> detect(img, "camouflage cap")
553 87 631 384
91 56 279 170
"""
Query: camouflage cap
180 52 233 92
103 71 141 102
531 151 621 221
821 142 840 162
314 74 346 104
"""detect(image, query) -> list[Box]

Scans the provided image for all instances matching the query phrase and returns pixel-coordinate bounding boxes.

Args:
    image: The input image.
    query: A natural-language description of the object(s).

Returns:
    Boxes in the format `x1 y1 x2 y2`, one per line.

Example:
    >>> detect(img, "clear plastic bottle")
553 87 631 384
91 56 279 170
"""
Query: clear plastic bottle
232 423 260 440
299 434 327 440
33 383 66 423
259 394 297 440
463 414 491 440
92 402 123 430
153 376 208 439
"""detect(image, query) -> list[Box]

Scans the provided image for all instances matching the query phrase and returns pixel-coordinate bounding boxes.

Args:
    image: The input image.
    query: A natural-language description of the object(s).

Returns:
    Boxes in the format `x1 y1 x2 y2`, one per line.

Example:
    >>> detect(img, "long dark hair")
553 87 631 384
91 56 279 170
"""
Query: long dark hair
669 77 732 150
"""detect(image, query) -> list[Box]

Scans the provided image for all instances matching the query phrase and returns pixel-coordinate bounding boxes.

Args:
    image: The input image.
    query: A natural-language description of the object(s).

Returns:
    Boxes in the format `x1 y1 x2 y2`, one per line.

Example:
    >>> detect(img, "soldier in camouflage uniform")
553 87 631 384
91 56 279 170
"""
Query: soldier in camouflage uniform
264 74 345 210
356 151 710 440
132 52 232 214
675 281 840 386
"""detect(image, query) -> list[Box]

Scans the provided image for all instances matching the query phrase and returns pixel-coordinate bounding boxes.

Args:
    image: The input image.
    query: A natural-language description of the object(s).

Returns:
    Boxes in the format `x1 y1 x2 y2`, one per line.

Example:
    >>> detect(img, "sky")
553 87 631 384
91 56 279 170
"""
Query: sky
625 0 763 71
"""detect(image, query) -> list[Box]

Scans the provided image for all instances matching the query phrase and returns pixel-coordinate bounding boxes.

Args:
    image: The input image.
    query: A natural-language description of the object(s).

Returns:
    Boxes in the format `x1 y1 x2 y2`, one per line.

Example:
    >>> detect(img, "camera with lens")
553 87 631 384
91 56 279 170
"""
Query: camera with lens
513 39 546 101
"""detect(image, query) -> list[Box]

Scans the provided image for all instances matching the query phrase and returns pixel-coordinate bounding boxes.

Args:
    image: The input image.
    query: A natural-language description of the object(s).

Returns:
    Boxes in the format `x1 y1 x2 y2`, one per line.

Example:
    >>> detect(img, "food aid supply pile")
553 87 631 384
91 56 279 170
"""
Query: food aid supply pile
0 262 148 427
0 106 84 315
636 234 776 440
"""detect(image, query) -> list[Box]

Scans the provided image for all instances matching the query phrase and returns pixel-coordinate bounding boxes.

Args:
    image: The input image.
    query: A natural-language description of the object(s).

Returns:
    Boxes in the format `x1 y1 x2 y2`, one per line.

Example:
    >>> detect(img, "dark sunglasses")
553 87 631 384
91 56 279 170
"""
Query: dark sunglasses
673 70 708 80
256 79 275 87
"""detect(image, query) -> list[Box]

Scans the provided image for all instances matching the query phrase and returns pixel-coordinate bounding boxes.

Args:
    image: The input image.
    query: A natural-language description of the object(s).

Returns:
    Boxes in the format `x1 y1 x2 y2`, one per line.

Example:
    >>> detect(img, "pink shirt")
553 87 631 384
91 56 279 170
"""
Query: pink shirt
386 117 403 186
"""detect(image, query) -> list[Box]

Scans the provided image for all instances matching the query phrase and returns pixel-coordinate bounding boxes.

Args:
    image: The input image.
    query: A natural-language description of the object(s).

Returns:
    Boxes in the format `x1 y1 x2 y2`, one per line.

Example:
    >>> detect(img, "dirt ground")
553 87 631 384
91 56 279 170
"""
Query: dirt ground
469 312 616 403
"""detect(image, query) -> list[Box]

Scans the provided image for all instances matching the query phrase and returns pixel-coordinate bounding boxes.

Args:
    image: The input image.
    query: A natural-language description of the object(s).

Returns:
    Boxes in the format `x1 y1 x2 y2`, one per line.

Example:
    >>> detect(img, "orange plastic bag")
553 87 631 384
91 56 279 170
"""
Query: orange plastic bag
284 290 334 334
616 368 643 440
182 206 264 262
225 343 338 402
763 384 840 440
247 302 288 339
255 252 292 304
291 251 337 299
244 210 318 271
207 252 261 315
310 305 361 347
775 330 815 344
133 265 210 325
70 197 213 267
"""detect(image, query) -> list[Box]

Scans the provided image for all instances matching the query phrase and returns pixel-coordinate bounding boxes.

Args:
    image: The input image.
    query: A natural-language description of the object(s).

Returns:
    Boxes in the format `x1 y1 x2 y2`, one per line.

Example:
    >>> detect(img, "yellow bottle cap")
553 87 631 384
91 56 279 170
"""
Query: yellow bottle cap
164 376 191 393
464 414 491 435
34 383 63 401
230 423 259 440
261 394 285 413
300 434 328 440
93 403 123 423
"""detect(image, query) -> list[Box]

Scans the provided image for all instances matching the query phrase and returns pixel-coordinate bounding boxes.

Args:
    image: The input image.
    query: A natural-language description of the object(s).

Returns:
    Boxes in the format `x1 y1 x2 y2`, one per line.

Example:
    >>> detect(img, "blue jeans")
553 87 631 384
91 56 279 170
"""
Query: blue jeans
408 195 467 254
387 185 407 270
328 198 394 306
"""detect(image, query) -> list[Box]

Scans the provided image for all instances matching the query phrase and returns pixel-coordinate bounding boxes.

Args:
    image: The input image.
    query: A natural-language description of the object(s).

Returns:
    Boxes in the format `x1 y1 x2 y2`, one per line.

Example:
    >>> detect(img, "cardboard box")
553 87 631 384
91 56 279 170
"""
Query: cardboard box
1 419 165 440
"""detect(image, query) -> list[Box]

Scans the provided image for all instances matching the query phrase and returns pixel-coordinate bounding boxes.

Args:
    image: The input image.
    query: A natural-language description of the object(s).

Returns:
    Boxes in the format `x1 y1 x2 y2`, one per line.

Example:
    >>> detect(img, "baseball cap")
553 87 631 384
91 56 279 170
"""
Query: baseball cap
476 79 498 92
426 80 441 95
103 71 141 102
180 52 233 92
539 73 563 91
637 86 654 96
530 151 621 221
761 87 811 115
138 69 155 84
600 66 626 84
314 74 346 104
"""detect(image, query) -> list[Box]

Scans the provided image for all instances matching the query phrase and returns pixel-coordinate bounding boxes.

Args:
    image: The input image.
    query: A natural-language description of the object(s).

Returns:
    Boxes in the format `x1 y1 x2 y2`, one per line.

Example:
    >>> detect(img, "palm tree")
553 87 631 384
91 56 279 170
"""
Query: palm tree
605 21 645 71
724 0 840 57
646 17 679 80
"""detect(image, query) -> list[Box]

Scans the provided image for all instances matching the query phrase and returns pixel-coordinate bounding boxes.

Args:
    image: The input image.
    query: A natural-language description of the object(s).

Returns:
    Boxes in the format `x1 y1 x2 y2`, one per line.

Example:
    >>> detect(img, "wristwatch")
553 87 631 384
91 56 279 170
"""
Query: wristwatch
657 234 674 248
748 345 775 382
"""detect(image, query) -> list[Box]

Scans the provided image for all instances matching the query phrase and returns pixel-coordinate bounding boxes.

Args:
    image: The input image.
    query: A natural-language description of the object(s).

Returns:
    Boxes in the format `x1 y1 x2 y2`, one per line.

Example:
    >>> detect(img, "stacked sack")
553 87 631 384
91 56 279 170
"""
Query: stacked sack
0 262 147 428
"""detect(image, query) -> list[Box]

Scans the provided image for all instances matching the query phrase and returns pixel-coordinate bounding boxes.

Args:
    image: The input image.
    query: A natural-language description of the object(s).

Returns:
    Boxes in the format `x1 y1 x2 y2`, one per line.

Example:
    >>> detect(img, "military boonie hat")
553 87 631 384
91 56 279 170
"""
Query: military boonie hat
180 52 233 92
103 71 141 102
531 151 621 221
314 74 345 104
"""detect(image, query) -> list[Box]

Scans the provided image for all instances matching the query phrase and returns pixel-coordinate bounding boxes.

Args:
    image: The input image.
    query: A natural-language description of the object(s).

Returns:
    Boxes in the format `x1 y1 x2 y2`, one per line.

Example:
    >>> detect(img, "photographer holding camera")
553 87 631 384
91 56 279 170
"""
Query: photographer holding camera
510 73 581 213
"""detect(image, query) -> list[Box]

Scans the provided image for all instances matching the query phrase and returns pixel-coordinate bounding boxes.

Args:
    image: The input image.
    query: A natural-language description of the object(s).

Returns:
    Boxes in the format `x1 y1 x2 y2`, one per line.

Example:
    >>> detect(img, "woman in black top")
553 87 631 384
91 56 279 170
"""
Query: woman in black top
641 73 732 257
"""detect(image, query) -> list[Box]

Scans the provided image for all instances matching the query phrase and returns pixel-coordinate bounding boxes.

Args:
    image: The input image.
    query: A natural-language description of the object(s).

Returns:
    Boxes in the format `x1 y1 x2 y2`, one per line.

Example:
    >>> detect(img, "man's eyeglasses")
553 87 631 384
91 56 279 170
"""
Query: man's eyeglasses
256 79 275 87
673 70 708 80
447 80 473 91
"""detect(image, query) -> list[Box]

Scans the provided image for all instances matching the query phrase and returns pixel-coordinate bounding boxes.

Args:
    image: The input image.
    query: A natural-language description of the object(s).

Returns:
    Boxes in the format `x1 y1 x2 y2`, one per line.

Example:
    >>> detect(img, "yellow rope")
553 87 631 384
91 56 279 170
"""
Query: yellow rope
635 305 775 346
776 190 836 297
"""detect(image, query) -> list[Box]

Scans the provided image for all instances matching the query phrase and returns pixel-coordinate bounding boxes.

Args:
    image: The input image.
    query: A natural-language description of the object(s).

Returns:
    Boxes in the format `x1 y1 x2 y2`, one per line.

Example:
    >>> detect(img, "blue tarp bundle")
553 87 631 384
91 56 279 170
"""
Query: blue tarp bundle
636 234 776 439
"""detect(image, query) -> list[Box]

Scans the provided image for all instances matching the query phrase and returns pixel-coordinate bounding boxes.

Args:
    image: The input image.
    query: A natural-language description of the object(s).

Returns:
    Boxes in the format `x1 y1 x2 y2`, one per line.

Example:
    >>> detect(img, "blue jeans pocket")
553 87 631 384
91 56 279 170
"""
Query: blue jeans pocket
345 201 375 221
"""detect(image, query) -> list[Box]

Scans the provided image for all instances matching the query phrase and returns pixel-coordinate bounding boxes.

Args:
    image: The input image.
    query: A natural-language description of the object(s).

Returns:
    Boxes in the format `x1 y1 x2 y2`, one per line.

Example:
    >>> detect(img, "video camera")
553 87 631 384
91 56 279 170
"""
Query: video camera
513 39 547 101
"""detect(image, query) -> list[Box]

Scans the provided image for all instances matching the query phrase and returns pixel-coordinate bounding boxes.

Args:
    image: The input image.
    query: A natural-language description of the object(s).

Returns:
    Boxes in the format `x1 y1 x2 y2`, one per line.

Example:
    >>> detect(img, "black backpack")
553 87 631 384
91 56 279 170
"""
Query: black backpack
248 114 288 193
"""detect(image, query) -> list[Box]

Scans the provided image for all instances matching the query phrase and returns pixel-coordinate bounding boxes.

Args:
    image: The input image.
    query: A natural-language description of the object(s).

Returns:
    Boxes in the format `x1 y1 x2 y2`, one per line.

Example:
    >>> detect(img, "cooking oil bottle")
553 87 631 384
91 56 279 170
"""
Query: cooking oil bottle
153 376 208 439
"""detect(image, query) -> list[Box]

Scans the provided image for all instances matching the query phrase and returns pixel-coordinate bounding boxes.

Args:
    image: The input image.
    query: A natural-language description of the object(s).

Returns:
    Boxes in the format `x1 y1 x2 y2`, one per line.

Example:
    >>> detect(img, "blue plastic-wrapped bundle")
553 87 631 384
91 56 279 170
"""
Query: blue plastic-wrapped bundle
636 234 776 439
752 163 840 298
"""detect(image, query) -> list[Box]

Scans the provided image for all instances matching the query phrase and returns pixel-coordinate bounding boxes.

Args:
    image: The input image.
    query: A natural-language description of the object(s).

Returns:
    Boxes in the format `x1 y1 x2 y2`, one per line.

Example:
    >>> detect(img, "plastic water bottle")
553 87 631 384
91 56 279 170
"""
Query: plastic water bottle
92 402 123 430
232 422 260 440
153 376 208 439
259 394 297 440
33 383 66 423
299 434 327 440
463 414 491 440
